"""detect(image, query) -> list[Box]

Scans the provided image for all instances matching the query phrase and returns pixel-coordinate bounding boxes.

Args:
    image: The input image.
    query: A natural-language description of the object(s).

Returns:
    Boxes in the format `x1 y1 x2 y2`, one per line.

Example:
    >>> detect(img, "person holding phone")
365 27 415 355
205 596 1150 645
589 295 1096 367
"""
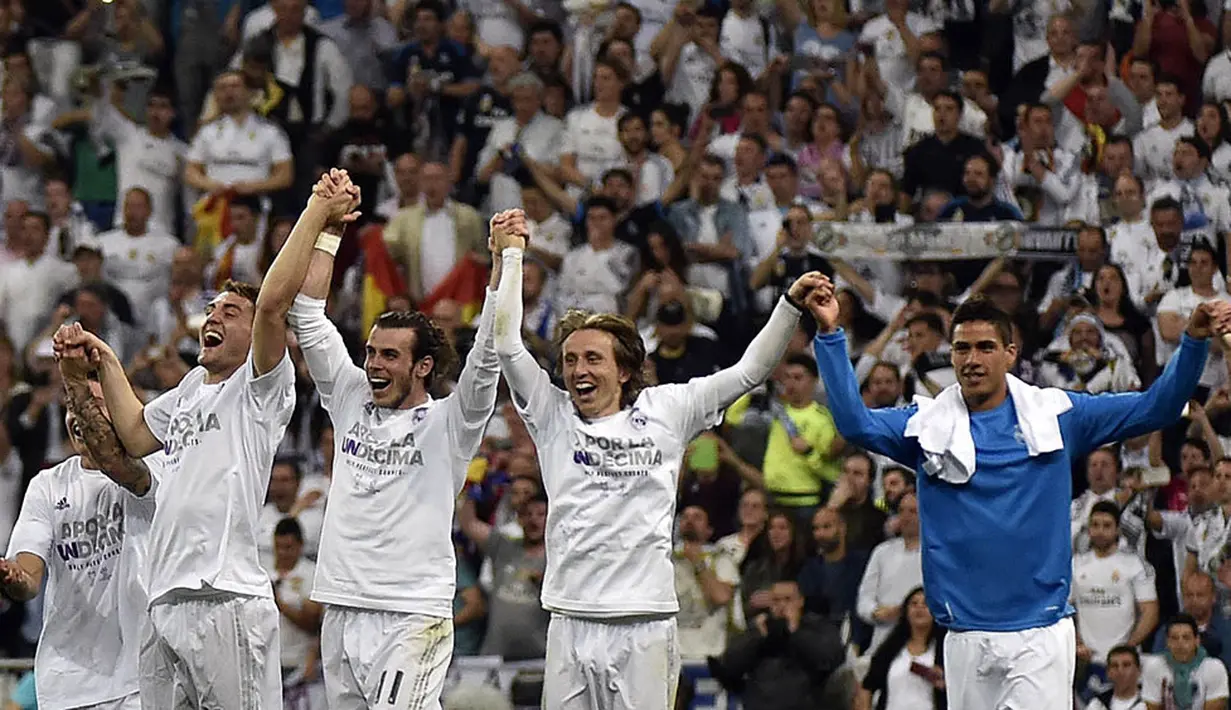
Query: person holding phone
855 587 946 710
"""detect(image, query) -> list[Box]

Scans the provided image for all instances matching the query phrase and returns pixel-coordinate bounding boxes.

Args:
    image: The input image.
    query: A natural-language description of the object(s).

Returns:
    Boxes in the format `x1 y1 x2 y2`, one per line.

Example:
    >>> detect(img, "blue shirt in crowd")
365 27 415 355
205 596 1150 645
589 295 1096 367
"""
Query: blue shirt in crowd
812 328 1208 632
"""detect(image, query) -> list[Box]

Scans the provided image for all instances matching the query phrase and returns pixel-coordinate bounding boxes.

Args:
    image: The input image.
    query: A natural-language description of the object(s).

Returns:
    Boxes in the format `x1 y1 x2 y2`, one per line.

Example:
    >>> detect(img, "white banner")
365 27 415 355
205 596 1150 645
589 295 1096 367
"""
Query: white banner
810 222 1077 261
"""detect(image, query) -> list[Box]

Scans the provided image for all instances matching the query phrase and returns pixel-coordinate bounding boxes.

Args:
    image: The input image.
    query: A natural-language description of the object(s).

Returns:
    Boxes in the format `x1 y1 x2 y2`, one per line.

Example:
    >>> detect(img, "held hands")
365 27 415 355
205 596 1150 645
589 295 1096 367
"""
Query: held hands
489 209 530 253
786 271 827 307
803 275 841 333
1186 301 1231 339
312 168 362 234
53 323 112 373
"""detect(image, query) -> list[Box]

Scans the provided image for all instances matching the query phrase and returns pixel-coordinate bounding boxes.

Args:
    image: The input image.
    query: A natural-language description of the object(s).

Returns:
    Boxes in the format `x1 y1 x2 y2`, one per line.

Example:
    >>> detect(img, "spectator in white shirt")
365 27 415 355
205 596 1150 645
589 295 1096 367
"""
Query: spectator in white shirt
91 84 187 232
1039 224 1109 331
1002 103 1082 225
476 72 564 215
659 5 724 125
376 152 422 221
1036 312 1142 394
1085 645 1146 710
206 196 266 289
0 211 76 354
0 79 54 209
259 459 324 573
1196 102 1231 186
1072 501 1159 691
1203 46 1231 105
1133 75 1195 188
183 70 294 202
856 491 923 654
858 0 939 90
617 112 675 205
558 58 628 195
1114 195 1193 311
1146 137 1231 265
675 504 739 659
1128 56 1161 132
1072 447 1126 553
97 188 180 333
269 517 325 707
557 196 640 313
889 51 988 151
718 0 769 79
1143 614 1230 709
43 178 96 261
1156 240 1231 367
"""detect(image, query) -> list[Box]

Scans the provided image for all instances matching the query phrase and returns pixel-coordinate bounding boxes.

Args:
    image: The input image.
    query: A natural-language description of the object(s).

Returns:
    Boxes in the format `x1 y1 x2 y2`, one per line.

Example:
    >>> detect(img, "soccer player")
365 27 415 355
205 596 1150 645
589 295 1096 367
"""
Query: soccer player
490 210 823 708
805 278 1231 710
0 369 154 710
270 170 502 709
52 200 319 707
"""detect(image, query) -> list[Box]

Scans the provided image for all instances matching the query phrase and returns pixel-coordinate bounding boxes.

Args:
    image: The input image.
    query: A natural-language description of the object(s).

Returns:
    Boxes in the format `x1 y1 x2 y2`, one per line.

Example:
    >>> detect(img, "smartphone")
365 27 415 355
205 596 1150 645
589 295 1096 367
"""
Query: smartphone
909 662 937 681
688 437 720 472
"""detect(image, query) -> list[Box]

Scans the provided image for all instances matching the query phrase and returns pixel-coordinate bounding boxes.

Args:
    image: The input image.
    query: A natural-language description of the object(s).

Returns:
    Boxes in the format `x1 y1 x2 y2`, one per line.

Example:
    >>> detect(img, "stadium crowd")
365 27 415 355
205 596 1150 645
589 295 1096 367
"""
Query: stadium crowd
4 0 1231 706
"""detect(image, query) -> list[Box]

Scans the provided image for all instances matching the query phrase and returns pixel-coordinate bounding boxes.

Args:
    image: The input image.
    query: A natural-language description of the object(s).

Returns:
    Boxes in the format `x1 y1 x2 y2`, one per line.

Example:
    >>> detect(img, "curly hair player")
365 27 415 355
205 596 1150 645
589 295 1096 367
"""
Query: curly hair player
266 170 502 710
490 209 824 709
804 275 1231 710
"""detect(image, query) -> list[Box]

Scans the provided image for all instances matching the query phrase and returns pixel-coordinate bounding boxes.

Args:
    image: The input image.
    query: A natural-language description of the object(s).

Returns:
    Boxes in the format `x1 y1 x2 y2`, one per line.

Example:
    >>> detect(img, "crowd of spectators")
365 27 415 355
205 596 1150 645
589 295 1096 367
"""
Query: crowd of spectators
6 0 1231 706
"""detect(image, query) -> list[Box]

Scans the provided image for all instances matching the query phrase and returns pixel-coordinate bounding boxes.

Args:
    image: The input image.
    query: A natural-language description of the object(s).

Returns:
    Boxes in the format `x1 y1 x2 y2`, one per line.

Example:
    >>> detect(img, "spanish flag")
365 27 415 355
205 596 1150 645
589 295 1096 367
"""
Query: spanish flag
191 191 232 257
420 254 490 325
359 224 407 334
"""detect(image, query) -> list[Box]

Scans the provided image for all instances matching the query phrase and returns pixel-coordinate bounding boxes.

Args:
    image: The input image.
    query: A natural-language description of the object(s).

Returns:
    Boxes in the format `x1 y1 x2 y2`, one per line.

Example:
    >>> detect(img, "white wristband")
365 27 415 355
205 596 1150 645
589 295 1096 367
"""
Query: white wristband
314 232 341 256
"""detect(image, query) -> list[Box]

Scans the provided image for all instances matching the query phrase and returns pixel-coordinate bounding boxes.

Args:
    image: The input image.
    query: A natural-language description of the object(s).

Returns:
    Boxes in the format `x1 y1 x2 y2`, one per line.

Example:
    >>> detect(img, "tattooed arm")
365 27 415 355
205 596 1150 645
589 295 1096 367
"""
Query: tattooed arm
62 374 152 497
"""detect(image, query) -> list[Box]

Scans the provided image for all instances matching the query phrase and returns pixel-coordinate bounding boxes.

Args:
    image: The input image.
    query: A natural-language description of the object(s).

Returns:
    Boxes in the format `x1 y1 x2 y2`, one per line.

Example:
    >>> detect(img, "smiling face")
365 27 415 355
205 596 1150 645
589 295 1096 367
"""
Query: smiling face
199 290 256 377
561 329 629 419
951 320 1017 403
363 325 431 409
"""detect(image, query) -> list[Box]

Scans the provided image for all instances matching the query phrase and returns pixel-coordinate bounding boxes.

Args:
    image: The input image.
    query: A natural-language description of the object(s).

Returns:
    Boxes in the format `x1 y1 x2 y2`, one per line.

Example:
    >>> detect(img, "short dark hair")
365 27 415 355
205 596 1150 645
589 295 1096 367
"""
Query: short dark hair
1156 73 1184 93
766 154 799 174
1107 645 1140 668
216 279 259 306
933 89 964 114
1024 102 1053 122
844 449 874 472
1090 500 1121 524
700 154 726 173
1150 195 1183 218
1168 612 1200 638
617 112 646 132
1184 436 1212 460
917 51 948 71
739 133 768 155
274 517 303 542
273 456 302 482
23 210 49 232
373 310 457 389
1190 238 1218 262
415 1 446 21
906 312 946 337
526 19 563 43
949 296 1014 347
783 353 818 379
585 195 619 216
615 1 641 22
594 56 630 84
966 152 1001 178
602 167 635 187
1178 135 1212 161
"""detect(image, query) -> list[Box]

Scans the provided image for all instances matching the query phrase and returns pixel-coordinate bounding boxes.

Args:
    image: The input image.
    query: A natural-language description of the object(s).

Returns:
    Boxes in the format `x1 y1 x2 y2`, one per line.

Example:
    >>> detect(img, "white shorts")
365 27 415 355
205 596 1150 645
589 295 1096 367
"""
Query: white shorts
321 606 453 710
139 593 283 710
543 615 680 710
80 693 141 710
943 617 1076 710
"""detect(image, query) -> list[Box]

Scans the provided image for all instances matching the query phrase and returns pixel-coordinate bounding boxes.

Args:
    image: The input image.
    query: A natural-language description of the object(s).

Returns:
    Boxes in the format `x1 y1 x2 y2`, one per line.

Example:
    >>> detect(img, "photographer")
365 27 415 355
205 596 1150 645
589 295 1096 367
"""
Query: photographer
709 579 845 710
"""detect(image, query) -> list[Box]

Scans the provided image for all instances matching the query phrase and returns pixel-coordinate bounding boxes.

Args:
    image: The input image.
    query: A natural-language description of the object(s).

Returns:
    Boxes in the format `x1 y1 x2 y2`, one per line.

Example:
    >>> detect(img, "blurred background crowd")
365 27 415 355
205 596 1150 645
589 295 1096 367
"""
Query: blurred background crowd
2 0 1231 706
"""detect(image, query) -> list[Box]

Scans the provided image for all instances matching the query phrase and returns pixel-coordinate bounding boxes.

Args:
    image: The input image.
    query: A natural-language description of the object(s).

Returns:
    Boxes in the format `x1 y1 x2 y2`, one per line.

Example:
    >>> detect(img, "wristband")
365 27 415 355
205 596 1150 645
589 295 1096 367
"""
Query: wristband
314 232 341 256
783 292 805 312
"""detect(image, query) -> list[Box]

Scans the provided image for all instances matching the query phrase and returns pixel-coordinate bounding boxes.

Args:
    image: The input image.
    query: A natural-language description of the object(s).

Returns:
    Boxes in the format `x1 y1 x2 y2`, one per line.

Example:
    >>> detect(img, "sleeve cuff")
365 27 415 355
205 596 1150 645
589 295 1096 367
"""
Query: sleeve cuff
816 327 847 342
290 293 327 313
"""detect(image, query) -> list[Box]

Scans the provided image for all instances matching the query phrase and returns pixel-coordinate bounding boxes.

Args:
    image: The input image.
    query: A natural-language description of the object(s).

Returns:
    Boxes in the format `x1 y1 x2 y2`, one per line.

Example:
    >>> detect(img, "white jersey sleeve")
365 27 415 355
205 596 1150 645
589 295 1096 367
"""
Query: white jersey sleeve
442 290 502 471
1130 557 1157 602
653 296 802 440
1155 509 1192 542
243 350 296 416
143 377 191 444
494 247 570 435
5 474 52 561
287 294 368 414
1142 655 1165 704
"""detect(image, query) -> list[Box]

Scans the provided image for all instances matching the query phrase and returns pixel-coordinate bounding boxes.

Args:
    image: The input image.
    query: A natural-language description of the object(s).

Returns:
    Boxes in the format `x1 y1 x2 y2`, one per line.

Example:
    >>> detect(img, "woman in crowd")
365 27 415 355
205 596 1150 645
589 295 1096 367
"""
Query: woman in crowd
1086 262 1156 383
738 509 809 626
1196 101 1231 184
855 587 947 710
798 104 849 201
626 221 692 329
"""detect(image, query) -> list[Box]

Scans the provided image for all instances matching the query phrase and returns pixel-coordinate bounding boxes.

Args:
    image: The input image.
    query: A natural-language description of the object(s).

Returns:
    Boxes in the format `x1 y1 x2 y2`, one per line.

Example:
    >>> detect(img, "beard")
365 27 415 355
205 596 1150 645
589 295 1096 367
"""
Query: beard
816 538 840 553
965 185 989 201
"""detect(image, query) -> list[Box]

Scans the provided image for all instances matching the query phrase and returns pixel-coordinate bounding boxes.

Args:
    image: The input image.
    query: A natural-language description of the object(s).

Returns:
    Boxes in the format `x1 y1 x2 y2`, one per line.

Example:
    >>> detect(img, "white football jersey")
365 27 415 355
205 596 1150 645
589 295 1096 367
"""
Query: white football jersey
1071 549 1156 664
287 293 500 617
142 353 296 603
493 247 801 617
6 456 157 709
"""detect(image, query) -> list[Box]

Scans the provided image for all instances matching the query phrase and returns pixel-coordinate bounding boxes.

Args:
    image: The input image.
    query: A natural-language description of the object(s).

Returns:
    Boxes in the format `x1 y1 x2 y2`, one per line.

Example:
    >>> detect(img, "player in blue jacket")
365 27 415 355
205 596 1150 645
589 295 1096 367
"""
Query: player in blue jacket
804 275 1231 710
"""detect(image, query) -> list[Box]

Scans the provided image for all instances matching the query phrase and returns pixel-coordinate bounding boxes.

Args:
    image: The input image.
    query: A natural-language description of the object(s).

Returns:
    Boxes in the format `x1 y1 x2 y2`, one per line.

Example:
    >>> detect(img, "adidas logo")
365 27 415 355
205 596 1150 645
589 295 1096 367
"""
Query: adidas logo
55 497 69 510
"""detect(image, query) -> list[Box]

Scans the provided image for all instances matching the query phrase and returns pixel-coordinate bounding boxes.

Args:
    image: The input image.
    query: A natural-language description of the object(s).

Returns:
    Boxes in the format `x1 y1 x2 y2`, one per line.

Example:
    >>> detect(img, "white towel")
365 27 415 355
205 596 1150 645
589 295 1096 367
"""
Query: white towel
904 374 1074 484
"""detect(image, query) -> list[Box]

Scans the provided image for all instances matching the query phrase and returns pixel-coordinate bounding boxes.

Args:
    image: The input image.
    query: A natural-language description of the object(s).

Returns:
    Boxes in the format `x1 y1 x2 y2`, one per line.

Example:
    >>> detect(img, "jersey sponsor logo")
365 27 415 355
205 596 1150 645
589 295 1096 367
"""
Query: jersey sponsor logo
56 501 126 570
163 409 222 457
571 432 663 476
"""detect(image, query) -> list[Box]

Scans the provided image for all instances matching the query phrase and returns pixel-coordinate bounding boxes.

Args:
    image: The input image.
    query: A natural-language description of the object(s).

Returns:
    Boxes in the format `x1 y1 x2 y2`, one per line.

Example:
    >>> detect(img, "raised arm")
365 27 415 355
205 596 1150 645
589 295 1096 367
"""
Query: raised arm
54 324 162 457
806 278 917 465
493 217 566 431
1066 302 1227 452
60 366 152 496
